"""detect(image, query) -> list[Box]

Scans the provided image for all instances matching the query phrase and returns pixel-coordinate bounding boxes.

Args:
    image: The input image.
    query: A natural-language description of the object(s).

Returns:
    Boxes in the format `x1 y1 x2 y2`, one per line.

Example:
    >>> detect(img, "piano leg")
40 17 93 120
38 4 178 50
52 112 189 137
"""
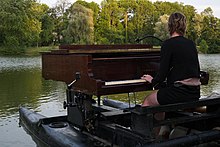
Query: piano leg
98 96 101 106
128 92 137 108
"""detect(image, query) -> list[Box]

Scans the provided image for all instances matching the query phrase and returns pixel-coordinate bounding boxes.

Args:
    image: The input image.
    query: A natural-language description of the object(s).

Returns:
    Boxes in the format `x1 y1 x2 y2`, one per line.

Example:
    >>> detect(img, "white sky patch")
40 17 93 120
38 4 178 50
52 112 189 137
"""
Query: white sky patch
39 0 220 18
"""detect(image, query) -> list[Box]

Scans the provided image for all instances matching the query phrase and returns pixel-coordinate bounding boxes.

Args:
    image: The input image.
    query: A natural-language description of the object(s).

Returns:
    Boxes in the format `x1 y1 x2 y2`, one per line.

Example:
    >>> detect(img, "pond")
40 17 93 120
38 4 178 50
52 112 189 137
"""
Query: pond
0 54 220 146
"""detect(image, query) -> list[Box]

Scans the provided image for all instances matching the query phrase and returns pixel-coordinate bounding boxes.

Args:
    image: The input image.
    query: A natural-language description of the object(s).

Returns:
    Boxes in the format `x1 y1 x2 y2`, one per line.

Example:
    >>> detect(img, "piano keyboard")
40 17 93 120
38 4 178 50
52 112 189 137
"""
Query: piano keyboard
105 79 146 86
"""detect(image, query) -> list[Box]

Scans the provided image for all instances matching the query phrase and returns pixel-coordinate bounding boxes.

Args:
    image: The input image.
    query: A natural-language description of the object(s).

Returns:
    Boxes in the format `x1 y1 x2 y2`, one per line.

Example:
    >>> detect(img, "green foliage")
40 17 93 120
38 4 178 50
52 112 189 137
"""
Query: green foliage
154 14 169 41
95 0 125 44
199 39 208 54
40 4 55 46
63 3 94 44
0 0 45 53
1 0 220 55
199 8 220 53
0 46 25 55
24 46 57 56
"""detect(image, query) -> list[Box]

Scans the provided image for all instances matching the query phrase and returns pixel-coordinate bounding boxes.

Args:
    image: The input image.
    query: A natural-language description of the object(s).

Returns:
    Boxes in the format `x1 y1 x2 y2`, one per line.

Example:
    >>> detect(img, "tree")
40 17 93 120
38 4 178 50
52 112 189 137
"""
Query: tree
199 39 208 54
201 7 214 17
50 0 71 44
193 13 204 44
182 5 197 42
64 3 94 44
55 0 71 17
74 0 100 43
200 7 220 53
26 2 47 47
40 5 55 46
154 14 169 41
96 0 124 44
0 0 43 54
117 0 157 44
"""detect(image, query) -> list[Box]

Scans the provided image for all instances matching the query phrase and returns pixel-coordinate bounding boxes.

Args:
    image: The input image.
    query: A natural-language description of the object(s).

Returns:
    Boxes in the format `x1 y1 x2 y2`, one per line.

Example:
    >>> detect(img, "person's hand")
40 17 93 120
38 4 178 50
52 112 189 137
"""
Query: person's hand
141 74 153 83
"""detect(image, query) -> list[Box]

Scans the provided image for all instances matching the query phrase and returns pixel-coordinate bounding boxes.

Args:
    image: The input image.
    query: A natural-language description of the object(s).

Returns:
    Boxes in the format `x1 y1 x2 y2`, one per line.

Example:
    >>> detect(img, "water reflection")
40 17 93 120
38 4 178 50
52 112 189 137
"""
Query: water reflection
199 54 220 96
0 56 41 71
0 56 66 147
0 68 40 116
0 58 66 118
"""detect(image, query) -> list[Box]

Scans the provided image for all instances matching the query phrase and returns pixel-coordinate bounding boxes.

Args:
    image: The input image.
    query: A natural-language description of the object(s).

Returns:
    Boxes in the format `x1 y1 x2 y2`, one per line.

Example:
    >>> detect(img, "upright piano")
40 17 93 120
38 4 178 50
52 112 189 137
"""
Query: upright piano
42 44 160 98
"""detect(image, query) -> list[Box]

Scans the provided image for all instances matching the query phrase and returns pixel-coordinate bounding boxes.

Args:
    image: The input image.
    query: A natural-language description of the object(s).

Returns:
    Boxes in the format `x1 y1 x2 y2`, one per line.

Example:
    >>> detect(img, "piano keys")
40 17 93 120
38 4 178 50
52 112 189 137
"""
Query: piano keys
42 44 160 97
105 79 146 86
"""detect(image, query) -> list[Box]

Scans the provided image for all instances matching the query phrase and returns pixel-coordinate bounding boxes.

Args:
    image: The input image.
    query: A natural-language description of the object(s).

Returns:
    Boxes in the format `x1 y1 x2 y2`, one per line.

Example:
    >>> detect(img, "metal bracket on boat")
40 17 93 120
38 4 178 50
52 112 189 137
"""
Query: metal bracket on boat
37 119 44 127
64 72 81 109
63 101 70 109
67 72 81 89
63 93 79 109
200 70 209 85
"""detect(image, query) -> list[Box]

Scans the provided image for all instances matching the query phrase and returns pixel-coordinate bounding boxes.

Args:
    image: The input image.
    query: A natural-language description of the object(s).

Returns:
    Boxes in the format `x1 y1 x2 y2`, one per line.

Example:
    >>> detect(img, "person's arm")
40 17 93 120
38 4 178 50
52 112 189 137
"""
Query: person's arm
151 41 172 87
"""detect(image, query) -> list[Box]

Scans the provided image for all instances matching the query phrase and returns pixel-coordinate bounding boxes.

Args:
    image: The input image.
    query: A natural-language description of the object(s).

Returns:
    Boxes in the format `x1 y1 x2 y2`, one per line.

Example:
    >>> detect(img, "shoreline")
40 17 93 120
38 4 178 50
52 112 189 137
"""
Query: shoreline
0 46 58 56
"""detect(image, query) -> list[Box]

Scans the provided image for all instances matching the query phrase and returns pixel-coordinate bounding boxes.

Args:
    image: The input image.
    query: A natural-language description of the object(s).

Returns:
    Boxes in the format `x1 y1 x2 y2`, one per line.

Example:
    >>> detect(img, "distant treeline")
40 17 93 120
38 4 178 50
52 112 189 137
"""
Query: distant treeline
0 0 219 54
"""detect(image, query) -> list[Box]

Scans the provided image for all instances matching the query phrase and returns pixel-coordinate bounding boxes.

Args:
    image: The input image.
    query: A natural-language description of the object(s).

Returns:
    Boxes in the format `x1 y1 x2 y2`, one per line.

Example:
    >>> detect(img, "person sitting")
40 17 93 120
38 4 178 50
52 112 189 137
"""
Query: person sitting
141 12 201 138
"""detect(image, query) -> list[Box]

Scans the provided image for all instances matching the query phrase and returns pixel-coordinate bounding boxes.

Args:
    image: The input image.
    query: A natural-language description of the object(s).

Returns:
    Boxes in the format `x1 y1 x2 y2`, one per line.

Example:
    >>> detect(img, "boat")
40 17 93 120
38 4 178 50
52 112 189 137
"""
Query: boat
19 95 220 147
19 44 220 146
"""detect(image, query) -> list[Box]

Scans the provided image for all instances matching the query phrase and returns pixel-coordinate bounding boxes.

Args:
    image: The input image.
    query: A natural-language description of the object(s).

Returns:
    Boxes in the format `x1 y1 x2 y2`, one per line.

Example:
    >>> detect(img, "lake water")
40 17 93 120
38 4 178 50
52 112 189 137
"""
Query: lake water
0 54 220 146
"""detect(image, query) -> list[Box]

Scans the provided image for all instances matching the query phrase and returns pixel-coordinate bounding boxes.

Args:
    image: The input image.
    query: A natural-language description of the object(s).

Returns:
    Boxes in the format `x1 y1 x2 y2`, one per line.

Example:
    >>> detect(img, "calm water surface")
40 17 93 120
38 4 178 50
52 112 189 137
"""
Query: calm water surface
0 54 220 146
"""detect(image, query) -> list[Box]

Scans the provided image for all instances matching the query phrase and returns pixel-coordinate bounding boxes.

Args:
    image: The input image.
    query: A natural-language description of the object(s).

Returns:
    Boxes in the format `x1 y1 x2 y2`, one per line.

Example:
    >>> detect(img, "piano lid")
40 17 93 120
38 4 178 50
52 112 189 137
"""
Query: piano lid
59 44 160 54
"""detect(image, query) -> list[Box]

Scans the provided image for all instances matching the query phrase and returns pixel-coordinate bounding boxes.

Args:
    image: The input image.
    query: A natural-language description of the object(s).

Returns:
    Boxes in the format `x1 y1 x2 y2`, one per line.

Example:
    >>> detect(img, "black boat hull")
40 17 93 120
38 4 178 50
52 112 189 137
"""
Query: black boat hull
19 97 220 147
19 107 89 147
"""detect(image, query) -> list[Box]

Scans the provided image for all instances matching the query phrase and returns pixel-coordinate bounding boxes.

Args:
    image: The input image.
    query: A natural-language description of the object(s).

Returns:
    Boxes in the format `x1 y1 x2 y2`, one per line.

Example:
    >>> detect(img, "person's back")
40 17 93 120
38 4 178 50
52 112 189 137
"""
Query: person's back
162 36 200 86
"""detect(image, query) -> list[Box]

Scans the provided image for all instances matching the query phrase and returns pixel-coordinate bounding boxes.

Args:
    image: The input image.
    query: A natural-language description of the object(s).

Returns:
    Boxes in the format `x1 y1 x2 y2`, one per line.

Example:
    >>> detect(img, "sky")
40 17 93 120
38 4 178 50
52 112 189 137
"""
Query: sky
39 0 220 18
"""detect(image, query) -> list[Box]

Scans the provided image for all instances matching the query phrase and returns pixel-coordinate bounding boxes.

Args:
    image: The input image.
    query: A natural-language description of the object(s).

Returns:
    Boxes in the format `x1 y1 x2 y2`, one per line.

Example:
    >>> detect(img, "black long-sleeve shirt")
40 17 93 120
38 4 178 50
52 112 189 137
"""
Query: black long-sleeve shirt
152 36 200 87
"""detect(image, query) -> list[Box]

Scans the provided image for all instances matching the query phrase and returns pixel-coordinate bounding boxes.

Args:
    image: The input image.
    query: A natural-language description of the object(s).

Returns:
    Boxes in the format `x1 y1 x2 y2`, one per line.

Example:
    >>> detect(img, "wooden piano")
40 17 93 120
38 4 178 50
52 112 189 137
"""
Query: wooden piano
42 44 160 98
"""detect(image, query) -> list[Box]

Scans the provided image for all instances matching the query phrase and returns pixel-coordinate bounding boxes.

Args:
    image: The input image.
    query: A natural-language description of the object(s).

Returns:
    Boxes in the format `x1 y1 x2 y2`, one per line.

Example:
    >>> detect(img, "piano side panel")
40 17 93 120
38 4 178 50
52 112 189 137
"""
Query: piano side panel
42 53 75 83
42 53 99 95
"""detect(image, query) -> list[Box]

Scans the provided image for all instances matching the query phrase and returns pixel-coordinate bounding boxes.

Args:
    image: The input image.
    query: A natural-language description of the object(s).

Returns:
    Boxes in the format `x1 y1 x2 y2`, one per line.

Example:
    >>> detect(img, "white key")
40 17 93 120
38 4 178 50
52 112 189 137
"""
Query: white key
105 79 146 86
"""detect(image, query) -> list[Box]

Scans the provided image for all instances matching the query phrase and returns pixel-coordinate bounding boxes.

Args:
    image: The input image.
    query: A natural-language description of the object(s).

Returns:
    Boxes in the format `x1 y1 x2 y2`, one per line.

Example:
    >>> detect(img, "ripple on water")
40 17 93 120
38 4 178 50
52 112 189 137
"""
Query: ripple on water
0 56 41 71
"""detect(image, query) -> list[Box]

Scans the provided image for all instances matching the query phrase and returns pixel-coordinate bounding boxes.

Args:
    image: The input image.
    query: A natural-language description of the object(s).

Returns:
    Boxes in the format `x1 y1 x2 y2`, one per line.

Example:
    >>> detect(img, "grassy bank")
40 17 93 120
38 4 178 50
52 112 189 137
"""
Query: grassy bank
0 46 58 56
24 46 58 56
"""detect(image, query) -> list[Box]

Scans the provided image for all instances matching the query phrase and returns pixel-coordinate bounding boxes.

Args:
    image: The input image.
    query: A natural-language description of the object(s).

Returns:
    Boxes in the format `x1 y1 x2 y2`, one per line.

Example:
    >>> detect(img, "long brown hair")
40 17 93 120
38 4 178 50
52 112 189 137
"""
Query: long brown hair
168 12 186 36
